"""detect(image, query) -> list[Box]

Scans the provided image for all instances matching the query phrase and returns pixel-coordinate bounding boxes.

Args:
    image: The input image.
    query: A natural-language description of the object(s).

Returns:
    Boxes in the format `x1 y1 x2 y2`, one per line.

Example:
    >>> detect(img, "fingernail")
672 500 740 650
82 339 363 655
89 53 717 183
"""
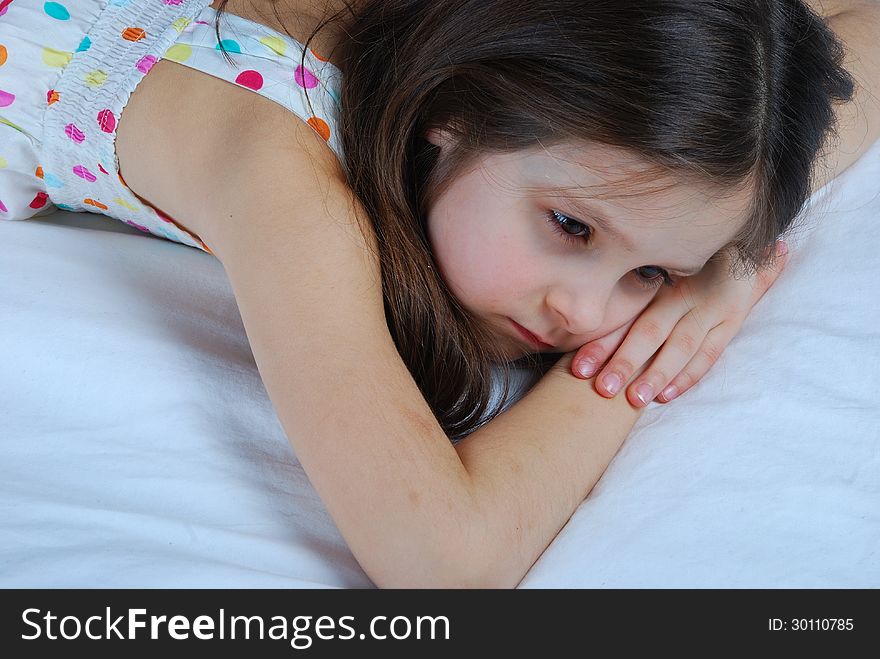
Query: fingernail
635 383 654 406
661 385 678 401
602 373 622 396
577 358 597 378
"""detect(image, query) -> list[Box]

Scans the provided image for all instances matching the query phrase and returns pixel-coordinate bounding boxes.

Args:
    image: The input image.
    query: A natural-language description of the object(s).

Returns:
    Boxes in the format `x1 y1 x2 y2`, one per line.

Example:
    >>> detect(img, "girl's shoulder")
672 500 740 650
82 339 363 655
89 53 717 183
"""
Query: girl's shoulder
115 0 347 246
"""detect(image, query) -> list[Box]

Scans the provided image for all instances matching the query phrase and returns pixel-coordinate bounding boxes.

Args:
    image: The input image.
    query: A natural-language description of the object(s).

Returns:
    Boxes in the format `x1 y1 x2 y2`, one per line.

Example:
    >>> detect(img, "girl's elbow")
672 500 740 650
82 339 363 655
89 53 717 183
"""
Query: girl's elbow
369 563 509 589
364 529 518 589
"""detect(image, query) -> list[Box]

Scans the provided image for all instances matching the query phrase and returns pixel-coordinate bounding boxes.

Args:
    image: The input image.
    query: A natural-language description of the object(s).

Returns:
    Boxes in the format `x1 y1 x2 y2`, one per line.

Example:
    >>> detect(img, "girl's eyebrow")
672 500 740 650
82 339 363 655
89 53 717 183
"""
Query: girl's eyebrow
565 197 706 276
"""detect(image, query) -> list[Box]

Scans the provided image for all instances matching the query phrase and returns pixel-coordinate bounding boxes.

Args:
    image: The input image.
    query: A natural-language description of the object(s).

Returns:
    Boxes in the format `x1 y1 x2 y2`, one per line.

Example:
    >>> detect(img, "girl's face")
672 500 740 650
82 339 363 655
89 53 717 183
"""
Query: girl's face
425 135 753 360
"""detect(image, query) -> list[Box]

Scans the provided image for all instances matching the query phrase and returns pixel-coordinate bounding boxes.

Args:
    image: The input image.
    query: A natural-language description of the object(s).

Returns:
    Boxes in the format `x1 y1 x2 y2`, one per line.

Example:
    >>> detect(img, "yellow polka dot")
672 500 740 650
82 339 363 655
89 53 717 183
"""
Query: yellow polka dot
171 17 192 33
113 197 140 212
42 47 72 68
84 69 108 88
164 43 192 63
260 35 286 56
0 156 7 169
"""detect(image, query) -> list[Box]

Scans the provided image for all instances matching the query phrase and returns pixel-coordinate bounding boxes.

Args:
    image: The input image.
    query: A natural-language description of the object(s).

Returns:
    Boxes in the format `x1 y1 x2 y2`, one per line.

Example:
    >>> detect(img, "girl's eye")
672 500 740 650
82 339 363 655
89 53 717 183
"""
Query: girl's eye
546 209 593 244
545 209 677 291
633 265 676 290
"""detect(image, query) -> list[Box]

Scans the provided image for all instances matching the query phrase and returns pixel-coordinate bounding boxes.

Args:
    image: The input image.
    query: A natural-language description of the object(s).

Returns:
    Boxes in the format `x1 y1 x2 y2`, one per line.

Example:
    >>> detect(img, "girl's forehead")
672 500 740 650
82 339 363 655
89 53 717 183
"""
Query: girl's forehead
504 141 753 223
514 141 683 191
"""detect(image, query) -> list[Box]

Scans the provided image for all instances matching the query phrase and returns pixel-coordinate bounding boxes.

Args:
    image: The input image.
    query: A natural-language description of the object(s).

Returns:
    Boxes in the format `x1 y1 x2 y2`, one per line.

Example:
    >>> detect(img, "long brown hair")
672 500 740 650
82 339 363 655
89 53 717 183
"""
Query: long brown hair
213 0 854 441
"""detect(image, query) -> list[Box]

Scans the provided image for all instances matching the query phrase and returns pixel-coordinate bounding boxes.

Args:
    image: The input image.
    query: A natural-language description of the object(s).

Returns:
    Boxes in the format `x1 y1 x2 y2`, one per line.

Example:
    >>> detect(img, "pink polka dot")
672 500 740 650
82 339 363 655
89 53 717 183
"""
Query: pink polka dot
136 55 157 75
0 198 8 213
0 89 14 108
97 109 116 133
64 123 86 143
235 70 263 90
294 65 319 89
29 191 49 210
73 165 97 182
125 220 151 233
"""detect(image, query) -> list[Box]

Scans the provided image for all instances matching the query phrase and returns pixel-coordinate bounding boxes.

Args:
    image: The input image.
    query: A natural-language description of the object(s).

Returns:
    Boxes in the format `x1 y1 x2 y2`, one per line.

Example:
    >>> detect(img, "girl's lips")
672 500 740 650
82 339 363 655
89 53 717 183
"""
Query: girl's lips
510 319 554 351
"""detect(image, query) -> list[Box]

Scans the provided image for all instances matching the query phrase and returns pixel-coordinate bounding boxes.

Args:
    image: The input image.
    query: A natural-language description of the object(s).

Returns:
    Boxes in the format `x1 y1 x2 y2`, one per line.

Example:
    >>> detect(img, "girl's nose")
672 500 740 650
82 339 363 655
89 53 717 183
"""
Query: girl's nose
545 280 611 336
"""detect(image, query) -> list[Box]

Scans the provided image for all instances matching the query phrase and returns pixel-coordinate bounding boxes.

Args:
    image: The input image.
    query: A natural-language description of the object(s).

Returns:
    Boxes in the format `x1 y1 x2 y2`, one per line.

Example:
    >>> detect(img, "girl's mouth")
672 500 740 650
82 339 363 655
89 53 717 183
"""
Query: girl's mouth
509 319 554 351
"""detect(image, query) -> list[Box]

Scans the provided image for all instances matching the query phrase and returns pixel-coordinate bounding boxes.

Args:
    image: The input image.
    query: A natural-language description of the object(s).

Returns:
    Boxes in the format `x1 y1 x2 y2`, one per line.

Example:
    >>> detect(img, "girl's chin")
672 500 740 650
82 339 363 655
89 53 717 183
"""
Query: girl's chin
493 344 529 362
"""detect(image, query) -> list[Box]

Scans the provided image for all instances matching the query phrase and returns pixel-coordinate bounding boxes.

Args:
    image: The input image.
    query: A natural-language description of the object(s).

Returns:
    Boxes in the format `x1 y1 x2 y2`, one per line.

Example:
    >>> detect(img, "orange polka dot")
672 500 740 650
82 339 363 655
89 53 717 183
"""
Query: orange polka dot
0 45 7 67
307 116 330 142
122 27 146 42
310 49 329 62
47 89 60 105
84 198 108 211
36 166 44 179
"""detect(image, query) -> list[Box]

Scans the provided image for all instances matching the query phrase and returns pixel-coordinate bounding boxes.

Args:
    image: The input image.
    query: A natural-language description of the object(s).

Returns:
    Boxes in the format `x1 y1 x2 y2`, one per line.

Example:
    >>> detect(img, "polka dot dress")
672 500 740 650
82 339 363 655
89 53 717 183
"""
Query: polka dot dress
0 0 343 254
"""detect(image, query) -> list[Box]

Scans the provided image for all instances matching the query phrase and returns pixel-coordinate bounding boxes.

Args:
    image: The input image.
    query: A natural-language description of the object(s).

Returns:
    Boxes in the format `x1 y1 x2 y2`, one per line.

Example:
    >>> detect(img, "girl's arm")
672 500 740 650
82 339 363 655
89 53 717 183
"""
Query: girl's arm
804 0 868 18
452 354 645 588
199 114 645 589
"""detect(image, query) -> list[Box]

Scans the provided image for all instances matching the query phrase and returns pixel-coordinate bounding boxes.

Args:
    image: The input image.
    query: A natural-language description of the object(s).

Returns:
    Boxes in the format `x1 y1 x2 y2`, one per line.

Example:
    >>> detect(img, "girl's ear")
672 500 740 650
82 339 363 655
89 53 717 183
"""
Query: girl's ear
424 125 457 151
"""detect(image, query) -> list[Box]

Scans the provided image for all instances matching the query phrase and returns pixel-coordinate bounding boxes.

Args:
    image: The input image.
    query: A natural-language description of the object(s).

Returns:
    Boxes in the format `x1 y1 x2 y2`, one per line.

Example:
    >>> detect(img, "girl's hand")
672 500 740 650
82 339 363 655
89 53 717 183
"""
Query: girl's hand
569 240 790 407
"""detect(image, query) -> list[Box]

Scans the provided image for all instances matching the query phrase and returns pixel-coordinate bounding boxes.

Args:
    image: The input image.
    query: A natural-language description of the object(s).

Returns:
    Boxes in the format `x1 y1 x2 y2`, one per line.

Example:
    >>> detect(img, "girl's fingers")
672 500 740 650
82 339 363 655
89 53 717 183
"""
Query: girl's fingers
650 320 739 405
593 299 708 398
591 240 788 404
633 242 787 405
616 309 719 407
647 242 787 404
571 319 634 378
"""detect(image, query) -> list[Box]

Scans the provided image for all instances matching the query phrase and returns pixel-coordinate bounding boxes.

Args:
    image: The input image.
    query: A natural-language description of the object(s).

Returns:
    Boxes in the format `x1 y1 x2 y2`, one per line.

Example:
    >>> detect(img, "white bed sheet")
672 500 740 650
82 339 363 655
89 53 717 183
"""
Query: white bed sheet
1 139 878 588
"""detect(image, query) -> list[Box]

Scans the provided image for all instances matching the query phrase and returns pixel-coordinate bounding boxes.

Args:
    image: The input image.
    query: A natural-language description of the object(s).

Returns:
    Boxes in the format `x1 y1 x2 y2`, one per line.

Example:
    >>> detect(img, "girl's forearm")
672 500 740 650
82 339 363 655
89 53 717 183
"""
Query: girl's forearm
454 358 645 588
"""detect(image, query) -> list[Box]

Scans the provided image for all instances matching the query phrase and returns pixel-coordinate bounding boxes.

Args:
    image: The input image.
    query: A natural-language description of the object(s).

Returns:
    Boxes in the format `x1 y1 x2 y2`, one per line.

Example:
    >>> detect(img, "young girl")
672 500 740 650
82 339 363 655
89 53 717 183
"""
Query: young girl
1 0 873 587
